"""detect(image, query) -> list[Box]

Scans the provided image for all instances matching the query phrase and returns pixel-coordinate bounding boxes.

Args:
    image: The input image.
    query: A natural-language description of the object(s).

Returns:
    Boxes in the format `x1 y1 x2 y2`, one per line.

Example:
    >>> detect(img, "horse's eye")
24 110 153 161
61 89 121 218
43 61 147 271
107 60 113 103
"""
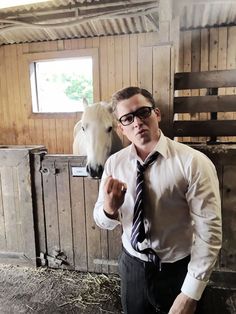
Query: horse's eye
107 126 112 133
82 126 85 131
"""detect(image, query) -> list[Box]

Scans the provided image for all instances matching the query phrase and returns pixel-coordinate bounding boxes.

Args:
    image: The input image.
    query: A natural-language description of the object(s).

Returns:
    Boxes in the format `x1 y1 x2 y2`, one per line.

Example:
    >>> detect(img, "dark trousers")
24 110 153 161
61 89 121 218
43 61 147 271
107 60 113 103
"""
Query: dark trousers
118 248 191 314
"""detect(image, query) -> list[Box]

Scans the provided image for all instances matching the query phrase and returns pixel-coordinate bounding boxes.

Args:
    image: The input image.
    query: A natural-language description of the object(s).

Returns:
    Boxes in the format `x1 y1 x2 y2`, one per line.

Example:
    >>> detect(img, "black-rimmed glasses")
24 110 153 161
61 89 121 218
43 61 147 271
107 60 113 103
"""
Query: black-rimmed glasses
118 106 154 126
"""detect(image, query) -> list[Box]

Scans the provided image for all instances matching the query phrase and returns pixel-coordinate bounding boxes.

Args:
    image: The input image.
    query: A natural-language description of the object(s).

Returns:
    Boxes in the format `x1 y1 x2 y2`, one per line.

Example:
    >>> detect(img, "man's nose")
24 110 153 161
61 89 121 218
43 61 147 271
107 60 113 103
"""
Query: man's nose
133 115 143 126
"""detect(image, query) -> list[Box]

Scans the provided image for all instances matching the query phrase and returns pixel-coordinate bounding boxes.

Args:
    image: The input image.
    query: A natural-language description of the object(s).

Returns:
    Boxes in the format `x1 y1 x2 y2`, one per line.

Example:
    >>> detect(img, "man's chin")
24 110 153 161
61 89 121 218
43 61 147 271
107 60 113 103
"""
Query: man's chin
135 134 150 144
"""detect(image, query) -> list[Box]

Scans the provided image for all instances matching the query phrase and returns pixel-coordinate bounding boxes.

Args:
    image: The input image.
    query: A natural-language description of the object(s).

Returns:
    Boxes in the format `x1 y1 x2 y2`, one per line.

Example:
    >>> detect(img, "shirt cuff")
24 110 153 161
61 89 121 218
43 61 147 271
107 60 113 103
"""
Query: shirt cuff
96 207 121 230
181 273 208 301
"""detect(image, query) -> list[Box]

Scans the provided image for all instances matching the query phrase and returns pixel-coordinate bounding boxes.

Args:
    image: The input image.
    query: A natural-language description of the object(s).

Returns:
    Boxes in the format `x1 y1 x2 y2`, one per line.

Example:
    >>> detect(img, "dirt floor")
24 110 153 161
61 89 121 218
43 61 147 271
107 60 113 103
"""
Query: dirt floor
0 264 123 314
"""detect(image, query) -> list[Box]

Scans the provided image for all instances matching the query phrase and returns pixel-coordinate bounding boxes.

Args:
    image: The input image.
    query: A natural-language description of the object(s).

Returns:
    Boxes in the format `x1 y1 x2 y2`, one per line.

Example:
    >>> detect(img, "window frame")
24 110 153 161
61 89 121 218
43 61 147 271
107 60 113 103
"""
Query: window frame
24 48 100 118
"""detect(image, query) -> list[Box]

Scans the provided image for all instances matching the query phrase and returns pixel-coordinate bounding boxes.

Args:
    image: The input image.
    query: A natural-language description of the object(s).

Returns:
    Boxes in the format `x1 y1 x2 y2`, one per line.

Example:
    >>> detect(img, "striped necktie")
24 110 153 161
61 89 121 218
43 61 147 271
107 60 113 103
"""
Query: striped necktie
131 151 160 265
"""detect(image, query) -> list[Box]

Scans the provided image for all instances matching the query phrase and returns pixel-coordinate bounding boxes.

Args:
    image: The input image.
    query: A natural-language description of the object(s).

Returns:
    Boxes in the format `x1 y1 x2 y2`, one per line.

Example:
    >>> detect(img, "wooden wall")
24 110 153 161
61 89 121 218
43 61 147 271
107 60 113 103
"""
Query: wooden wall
0 25 235 153
178 26 236 142
0 32 163 154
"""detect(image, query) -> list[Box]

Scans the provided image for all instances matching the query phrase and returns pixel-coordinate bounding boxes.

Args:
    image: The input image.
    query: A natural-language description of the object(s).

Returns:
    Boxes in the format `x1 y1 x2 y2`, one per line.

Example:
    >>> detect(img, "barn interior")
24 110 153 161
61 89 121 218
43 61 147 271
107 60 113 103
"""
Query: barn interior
0 0 236 313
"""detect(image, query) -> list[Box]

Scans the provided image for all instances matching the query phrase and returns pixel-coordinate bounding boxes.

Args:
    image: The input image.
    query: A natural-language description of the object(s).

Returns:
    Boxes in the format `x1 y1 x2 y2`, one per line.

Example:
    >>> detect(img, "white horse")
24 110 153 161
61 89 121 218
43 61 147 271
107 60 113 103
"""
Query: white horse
73 99 123 179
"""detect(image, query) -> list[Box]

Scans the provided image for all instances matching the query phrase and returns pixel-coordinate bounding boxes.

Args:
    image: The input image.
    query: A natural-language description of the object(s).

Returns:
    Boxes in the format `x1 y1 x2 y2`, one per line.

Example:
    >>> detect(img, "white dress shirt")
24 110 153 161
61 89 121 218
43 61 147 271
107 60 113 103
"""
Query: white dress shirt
93 131 222 301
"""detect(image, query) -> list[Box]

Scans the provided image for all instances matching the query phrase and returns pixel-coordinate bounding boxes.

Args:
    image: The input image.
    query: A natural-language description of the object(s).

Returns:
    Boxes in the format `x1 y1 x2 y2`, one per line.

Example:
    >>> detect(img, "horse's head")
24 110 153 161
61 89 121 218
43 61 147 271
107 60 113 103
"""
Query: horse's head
73 99 123 179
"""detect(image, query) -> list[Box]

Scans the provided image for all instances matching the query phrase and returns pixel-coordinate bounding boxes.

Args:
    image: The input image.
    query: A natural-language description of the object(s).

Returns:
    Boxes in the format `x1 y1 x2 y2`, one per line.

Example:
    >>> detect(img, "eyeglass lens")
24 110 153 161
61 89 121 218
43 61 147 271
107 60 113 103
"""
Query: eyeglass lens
119 106 153 126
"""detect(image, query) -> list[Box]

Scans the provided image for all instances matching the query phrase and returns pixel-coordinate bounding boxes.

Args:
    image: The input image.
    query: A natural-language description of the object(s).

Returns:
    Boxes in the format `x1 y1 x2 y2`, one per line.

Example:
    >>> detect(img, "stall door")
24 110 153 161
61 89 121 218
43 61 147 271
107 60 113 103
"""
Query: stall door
0 147 40 266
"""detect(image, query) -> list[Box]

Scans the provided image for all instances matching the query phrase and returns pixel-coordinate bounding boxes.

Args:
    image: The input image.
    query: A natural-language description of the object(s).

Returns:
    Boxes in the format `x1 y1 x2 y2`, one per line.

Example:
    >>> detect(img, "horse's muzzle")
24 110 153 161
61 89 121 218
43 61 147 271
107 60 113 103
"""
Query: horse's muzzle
86 164 103 179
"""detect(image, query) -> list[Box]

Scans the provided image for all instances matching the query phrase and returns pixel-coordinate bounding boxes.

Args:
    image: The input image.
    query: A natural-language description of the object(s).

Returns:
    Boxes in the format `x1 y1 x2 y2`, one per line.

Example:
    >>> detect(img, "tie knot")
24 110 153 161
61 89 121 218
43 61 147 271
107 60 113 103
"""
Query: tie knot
137 151 159 173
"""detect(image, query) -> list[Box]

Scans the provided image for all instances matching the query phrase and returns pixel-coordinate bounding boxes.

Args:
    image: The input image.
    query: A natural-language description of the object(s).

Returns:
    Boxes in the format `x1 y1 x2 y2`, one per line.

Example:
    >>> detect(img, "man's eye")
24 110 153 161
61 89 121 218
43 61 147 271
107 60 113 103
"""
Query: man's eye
123 115 133 123
138 108 150 117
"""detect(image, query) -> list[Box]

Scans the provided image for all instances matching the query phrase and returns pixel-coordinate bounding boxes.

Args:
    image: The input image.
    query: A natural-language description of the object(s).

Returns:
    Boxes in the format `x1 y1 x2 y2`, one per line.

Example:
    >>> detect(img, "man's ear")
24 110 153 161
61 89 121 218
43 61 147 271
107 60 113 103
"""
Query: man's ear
117 122 124 134
154 108 161 121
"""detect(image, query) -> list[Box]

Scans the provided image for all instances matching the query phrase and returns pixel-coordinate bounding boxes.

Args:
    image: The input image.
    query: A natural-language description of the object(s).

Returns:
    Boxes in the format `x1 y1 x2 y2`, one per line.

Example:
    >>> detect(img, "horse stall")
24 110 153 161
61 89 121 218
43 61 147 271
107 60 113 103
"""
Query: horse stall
0 0 236 313
173 69 236 314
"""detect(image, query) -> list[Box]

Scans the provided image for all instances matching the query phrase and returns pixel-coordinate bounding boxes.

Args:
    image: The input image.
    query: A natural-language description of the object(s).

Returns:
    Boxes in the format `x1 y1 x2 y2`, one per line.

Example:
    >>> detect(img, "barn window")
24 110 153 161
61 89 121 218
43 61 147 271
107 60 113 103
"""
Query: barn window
26 48 99 114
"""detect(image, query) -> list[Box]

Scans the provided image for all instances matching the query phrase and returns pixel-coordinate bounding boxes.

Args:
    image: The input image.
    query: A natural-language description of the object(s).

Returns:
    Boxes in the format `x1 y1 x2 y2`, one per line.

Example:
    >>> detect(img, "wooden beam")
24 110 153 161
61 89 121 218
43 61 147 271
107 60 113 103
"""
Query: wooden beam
175 70 236 90
173 120 236 137
174 95 236 113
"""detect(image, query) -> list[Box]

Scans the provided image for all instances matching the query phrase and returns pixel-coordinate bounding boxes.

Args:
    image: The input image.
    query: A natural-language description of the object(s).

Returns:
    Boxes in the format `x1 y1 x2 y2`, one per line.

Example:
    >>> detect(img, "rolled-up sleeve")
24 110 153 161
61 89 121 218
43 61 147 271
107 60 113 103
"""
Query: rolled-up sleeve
93 158 121 230
182 153 222 300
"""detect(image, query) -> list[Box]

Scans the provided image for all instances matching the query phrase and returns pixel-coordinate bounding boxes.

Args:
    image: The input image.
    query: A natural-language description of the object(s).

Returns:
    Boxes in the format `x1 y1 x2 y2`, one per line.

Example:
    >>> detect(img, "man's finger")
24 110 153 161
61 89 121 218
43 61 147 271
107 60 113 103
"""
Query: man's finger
121 184 127 193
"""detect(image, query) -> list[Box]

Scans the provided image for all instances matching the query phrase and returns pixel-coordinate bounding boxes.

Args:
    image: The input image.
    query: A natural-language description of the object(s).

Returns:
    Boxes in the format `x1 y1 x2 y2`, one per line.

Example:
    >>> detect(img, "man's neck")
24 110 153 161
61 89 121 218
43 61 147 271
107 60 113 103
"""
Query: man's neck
135 130 161 161
135 141 158 161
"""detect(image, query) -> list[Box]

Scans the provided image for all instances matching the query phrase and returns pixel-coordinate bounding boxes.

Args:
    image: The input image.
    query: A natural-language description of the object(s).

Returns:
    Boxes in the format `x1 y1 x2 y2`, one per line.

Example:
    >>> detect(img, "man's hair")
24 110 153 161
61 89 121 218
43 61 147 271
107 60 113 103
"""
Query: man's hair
111 86 156 112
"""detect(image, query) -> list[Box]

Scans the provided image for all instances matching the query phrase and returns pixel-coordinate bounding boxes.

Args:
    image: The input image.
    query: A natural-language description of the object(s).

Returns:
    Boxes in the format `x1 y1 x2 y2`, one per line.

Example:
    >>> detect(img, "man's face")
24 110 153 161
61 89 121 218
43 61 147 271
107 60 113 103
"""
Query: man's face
116 94 161 146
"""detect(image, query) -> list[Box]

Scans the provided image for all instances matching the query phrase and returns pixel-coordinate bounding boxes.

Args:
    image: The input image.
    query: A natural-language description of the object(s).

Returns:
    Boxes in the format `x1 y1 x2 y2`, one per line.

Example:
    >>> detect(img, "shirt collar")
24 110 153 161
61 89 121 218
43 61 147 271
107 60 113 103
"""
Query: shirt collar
128 130 169 161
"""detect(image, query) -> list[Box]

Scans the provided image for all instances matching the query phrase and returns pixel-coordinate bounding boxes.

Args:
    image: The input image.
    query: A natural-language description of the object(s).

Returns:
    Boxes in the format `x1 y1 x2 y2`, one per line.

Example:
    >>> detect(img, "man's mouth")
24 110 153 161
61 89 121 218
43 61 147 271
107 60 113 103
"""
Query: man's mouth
136 129 147 136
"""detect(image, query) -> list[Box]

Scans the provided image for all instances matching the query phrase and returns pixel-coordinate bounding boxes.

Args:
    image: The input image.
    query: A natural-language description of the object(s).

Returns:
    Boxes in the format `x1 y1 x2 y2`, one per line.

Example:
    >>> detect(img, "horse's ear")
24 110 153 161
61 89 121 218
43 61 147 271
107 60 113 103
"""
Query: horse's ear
82 98 89 109
103 102 113 113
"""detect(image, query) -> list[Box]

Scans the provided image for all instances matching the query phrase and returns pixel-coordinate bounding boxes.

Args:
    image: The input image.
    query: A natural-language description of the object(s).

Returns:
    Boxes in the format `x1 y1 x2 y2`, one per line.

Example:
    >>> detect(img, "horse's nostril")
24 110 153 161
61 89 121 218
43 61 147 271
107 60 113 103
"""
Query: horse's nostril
86 164 103 179
97 165 103 178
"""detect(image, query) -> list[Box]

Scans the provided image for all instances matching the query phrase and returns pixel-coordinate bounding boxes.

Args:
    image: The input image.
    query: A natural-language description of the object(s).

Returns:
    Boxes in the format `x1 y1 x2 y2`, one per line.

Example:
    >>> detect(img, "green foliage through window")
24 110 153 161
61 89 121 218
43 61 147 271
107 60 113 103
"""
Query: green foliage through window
31 57 93 113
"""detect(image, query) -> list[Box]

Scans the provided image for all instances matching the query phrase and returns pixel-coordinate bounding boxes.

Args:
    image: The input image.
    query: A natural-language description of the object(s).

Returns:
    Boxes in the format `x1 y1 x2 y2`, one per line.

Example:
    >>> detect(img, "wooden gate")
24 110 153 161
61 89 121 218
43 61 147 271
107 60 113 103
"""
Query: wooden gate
0 145 45 266
33 154 122 273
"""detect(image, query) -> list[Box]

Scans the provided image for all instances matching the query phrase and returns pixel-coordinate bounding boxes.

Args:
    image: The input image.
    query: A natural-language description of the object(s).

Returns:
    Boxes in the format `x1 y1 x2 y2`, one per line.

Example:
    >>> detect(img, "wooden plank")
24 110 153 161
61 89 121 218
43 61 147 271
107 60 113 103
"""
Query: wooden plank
12 166 22 251
174 95 236 113
122 35 130 88
78 37 86 49
182 30 192 142
107 226 121 274
153 45 171 137
0 167 6 251
16 44 30 145
3 46 16 144
55 119 65 154
227 26 236 142
41 159 60 259
114 35 123 91
68 118 77 155
209 28 219 143
170 16 180 73
173 120 236 137
0 148 29 168
17 153 37 264
175 31 185 142
55 160 74 269
209 28 218 72
138 46 153 91
190 29 201 141
84 178 102 273
130 34 138 87
70 164 88 272
199 28 210 142
107 36 116 98
0 167 19 252
200 28 209 96
217 27 228 141
175 70 236 90
0 148 38 266
91 46 100 103
8 45 22 145
33 119 44 147
221 165 236 271
99 36 109 101
98 180 109 274
30 152 47 263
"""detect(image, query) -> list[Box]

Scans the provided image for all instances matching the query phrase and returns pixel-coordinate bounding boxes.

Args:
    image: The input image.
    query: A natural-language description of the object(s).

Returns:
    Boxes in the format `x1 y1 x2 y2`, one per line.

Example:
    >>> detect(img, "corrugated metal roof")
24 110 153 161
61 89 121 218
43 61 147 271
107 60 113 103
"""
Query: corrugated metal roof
0 1 236 45
174 0 236 30
0 0 159 45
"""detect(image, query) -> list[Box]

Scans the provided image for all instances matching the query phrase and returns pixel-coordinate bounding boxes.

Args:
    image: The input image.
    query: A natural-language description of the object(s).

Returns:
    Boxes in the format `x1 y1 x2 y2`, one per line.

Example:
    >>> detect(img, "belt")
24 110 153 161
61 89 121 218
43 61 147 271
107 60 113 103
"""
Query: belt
122 247 190 272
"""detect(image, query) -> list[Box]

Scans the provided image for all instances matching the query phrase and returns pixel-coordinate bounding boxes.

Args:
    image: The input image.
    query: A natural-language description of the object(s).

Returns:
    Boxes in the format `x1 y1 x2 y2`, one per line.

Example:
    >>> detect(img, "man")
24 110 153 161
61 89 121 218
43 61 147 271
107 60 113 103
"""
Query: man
93 87 222 314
